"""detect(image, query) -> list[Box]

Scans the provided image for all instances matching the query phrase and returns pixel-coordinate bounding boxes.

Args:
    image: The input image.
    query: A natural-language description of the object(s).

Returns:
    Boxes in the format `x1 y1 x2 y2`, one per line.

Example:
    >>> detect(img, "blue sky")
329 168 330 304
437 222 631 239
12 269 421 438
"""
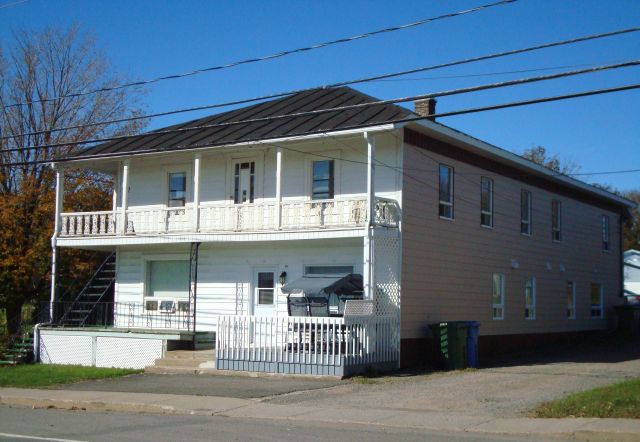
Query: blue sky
2 0 639 190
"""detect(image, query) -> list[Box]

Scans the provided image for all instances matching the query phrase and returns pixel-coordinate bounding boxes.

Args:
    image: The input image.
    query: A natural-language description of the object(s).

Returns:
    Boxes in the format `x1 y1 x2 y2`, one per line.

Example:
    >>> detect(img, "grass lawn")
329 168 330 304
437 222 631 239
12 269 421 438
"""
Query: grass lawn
0 364 141 388
534 378 640 419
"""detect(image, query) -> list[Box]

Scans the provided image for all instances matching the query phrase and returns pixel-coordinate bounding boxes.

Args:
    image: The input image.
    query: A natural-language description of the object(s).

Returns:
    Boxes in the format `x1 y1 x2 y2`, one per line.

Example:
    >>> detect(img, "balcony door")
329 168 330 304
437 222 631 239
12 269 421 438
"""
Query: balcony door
233 161 255 204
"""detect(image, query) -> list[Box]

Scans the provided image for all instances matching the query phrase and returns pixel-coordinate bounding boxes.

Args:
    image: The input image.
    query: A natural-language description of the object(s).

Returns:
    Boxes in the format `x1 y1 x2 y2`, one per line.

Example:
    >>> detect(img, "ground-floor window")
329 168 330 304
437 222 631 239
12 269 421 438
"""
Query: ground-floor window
590 283 604 318
566 281 576 319
492 273 504 320
524 277 536 320
145 260 190 312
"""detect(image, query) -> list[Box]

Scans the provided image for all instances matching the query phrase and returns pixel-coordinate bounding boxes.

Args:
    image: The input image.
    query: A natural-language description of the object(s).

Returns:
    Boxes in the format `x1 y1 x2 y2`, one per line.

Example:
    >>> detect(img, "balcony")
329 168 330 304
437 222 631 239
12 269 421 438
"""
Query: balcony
58 197 400 238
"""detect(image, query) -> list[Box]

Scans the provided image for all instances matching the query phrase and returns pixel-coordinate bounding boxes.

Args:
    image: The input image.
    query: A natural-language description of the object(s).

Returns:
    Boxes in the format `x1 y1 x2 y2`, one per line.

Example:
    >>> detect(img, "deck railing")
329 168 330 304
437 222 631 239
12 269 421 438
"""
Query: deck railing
215 315 399 374
59 197 400 237
49 301 193 331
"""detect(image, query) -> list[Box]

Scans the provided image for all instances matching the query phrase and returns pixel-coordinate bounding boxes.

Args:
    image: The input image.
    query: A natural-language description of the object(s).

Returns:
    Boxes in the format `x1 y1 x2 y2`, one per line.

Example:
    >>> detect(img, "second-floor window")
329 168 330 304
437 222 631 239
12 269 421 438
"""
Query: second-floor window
520 189 532 235
439 164 454 219
168 172 187 207
552 199 562 242
602 215 610 251
480 177 493 227
312 160 334 200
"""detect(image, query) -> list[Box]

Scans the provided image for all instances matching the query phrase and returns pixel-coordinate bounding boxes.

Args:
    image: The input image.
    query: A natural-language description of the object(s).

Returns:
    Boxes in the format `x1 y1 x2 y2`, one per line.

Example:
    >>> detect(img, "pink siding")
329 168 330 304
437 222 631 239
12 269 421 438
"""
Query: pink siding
401 141 622 338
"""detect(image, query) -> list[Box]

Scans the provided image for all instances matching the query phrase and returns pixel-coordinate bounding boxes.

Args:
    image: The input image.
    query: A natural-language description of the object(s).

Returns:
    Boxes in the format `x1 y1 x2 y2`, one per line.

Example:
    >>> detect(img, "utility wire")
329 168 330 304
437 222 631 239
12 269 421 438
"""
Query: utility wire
368 60 628 82
0 0 27 10
3 26 638 142
4 60 638 154
1 0 516 109
3 82 639 168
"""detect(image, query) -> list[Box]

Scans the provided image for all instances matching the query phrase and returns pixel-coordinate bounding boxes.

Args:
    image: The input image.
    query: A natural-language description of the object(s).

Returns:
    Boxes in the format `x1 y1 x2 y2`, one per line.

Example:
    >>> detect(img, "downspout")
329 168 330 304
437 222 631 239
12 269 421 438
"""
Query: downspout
33 322 50 363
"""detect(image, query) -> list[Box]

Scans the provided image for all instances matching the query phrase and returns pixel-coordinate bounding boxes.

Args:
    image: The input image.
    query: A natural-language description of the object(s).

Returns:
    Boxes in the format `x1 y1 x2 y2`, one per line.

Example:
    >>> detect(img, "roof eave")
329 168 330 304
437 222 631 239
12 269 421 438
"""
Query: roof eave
51 123 399 167
405 119 635 209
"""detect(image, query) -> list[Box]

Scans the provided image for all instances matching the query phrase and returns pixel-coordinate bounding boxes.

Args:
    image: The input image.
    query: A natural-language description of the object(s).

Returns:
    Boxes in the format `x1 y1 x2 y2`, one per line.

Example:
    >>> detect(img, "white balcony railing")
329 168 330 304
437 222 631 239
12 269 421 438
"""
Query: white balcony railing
59 197 400 237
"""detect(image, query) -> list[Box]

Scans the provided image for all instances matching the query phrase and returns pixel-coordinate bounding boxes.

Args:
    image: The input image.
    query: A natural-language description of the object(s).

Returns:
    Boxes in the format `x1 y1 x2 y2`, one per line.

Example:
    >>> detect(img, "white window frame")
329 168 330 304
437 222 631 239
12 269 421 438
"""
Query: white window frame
438 164 454 220
590 283 604 319
492 273 505 320
304 150 341 201
552 199 562 242
162 165 192 208
567 280 576 319
480 176 494 228
255 269 276 306
143 255 191 313
520 189 532 236
525 277 536 320
602 215 610 252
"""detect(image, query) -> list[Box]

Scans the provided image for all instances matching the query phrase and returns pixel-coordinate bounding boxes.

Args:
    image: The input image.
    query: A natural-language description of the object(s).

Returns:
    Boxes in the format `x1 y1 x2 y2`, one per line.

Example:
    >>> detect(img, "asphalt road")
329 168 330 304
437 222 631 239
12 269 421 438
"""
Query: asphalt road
0 406 550 442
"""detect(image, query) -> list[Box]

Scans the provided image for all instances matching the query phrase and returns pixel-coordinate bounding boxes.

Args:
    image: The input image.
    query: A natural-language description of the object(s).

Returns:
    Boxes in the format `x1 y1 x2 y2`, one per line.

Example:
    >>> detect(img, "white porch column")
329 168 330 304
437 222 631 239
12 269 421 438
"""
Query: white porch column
112 168 119 214
53 166 64 236
275 146 282 229
193 153 201 231
50 165 64 318
363 132 376 301
119 160 130 234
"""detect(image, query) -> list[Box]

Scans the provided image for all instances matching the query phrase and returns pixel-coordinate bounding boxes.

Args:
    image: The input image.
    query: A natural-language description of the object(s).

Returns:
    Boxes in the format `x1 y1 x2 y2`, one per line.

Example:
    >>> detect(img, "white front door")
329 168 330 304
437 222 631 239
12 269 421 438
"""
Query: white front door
253 268 277 317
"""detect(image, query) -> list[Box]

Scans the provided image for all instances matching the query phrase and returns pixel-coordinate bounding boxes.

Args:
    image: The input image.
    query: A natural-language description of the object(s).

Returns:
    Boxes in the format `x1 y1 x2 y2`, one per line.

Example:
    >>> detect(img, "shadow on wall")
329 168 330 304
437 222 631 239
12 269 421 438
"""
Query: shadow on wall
480 331 640 368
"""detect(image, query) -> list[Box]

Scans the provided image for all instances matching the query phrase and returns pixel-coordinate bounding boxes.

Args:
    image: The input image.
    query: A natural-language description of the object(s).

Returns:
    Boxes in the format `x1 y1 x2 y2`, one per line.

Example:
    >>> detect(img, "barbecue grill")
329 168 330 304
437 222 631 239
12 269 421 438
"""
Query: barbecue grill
282 273 363 317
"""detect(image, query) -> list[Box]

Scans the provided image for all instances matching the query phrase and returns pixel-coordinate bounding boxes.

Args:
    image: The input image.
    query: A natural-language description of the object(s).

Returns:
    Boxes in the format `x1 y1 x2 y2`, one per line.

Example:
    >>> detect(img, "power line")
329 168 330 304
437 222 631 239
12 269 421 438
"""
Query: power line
3 82 639 168
0 0 27 10
3 26 638 142
0 0 516 109
4 60 638 154
367 60 628 82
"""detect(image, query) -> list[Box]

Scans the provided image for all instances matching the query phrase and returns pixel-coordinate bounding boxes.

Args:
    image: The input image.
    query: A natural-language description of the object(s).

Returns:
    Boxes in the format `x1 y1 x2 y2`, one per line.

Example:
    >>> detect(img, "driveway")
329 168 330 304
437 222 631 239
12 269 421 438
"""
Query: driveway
53 333 639 417
267 334 640 418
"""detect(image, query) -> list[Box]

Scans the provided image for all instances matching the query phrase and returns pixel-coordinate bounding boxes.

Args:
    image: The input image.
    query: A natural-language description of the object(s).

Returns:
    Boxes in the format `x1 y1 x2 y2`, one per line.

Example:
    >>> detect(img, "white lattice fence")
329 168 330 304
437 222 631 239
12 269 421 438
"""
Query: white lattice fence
373 227 401 317
371 227 401 365
96 337 163 369
40 334 93 366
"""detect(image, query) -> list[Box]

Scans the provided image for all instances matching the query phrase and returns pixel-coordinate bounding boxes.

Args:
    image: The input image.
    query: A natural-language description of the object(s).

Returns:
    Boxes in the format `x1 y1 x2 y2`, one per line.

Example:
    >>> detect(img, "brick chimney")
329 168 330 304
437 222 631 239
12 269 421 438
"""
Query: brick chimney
414 98 437 121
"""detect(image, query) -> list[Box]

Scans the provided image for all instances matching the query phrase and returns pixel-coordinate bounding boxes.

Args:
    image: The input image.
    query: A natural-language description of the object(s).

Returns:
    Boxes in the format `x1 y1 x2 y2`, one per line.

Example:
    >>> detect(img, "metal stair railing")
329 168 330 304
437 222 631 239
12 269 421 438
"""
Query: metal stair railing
58 252 116 326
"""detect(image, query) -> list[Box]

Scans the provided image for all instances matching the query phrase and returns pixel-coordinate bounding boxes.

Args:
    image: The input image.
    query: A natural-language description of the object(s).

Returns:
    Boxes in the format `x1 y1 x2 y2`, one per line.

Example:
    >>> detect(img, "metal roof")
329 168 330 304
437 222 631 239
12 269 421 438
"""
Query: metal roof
66 87 411 159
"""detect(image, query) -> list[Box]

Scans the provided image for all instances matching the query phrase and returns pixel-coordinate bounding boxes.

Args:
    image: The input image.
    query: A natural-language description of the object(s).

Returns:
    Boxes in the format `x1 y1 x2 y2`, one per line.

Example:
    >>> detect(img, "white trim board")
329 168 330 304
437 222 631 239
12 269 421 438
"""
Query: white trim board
56 228 367 247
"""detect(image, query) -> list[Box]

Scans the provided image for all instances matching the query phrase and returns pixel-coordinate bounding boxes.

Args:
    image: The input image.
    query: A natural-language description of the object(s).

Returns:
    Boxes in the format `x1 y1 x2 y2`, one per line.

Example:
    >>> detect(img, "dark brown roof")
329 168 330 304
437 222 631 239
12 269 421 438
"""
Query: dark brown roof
68 87 411 159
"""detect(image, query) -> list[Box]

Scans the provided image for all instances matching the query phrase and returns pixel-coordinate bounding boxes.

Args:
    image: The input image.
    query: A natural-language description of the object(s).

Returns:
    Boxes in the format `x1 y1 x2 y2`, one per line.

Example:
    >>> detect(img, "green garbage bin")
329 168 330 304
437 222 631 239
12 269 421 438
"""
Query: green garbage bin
430 321 469 370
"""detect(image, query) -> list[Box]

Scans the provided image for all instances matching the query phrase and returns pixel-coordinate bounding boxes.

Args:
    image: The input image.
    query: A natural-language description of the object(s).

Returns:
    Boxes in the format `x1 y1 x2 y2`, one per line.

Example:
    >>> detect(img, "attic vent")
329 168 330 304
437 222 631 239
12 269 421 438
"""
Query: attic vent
414 98 437 121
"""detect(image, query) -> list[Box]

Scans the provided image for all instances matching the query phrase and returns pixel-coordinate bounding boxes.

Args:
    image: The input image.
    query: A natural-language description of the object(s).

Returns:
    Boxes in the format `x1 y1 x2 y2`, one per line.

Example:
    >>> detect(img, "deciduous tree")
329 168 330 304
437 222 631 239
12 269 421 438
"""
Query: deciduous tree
0 26 146 332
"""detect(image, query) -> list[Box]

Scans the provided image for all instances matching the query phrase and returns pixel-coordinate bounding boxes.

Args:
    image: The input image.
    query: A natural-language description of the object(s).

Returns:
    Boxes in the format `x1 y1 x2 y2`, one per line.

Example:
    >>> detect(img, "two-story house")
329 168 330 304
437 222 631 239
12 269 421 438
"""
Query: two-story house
36 87 633 376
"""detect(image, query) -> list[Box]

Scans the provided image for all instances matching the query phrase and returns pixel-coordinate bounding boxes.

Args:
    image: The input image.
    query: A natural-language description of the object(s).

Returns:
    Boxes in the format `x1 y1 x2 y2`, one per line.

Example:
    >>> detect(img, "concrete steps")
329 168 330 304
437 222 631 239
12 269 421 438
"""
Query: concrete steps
145 349 217 374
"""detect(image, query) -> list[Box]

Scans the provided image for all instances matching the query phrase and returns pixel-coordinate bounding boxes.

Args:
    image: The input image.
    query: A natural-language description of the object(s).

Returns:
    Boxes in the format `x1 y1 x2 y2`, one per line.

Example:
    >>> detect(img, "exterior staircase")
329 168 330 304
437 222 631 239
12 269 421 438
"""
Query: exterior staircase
58 253 116 327
145 349 216 374
0 330 34 365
